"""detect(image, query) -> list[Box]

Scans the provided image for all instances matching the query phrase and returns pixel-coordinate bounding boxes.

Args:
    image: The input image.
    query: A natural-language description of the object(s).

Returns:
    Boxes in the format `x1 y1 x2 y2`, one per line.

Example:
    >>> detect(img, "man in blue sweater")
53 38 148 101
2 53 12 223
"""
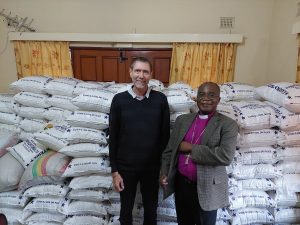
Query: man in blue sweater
109 57 170 225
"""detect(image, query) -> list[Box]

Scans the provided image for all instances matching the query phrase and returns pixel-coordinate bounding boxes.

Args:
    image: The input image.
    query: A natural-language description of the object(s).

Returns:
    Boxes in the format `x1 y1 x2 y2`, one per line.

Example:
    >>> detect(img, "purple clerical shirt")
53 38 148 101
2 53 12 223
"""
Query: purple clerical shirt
177 112 214 182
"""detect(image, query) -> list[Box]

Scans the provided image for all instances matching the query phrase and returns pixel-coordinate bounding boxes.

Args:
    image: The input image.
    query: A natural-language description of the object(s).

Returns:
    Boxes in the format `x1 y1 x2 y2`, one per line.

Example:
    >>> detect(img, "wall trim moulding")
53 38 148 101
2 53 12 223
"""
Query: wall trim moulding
8 32 243 43
292 21 300 34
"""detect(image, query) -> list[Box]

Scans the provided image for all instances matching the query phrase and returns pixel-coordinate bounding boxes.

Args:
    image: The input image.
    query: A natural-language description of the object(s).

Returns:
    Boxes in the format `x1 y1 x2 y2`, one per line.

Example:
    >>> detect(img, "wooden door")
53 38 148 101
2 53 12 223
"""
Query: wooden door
71 48 172 85
72 49 126 82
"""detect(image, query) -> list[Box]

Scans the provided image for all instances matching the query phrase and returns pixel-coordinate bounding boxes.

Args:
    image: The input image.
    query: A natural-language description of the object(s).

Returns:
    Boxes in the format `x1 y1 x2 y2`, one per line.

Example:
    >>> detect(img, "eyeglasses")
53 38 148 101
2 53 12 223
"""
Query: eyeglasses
197 92 219 100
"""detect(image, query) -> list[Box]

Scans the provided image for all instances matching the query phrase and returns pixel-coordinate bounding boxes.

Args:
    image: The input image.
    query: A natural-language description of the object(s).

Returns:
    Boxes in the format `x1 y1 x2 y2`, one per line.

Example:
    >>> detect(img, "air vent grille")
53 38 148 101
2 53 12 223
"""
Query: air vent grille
220 17 235 29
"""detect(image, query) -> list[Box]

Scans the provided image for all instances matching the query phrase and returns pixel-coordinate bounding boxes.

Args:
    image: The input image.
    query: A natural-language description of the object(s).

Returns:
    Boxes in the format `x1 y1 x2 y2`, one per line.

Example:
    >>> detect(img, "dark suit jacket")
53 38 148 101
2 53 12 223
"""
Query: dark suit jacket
161 112 238 211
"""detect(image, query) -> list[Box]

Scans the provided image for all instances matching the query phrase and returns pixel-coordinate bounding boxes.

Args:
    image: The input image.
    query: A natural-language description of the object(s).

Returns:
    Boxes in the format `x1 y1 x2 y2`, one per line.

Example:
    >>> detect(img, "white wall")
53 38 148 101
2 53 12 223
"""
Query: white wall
267 0 298 83
0 0 298 92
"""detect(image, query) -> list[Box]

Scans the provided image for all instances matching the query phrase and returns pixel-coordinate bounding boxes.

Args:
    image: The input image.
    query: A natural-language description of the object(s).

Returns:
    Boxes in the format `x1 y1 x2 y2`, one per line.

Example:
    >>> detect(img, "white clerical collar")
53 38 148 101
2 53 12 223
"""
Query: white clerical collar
198 111 216 120
127 85 151 100
198 114 209 119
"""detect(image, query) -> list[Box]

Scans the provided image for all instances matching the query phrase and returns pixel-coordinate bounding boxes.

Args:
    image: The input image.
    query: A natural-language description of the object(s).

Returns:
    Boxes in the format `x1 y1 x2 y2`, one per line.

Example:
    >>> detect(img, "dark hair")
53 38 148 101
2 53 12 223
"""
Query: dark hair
130 57 152 72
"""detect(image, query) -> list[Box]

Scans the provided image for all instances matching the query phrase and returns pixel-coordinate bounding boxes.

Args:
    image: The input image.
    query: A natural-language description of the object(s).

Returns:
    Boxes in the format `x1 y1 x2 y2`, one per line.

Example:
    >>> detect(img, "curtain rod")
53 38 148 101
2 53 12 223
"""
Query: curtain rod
9 32 243 43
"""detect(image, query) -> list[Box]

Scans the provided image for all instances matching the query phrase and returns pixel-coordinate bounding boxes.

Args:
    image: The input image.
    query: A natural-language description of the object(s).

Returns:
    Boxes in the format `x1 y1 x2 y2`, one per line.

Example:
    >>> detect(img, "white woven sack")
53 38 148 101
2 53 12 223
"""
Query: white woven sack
275 192 300 207
108 216 120 225
229 178 276 193
106 83 130 94
63 127 107 144
62 156 111 177
44 77 79 97
58 199 107 216
0 131 18 157
168 81 194 96
255 82 300 113
25 213 66 224
66 111 109 130
68 174 112 190
230 101 272 130
274 207 300 223
0 208 27 224
19 151 70 190
219 85 232 102
229 190 275 210
0 191 30 208
67 188 108 202
0 94 17 113
231 208 274 225
46 95 79 111
0 153 24 192
163 89 195 112
19 118 47 133
64 215 107 225
24 197 63 213
232 163 282 180
0 124 20 134
157 206 177 221
72 81 104 96
266 101 300 130
23 183 70 198
108 215 148 225
275 174 300 193
7 138 46 168
217 208 232 221
170 112 189 128
43 107 72 122
14 92 50 108
19 130 35 141
277 146 300 161
97 81 115 87
106 202 121 215
59 143 108 157
10 76 52 94
34 125 69 150
26 222 61 225
107 202 143 217
107 190 120 202
278 130 300 146
149 79 165 91
16 106 46 120
216 102 238 122
234 146 278 165
215 220 229 225
157 189 175 209
221 82 256 101
108 216 145 225
237 129 284 147
71 89 114 113
276 161 300 174
0 112 21 125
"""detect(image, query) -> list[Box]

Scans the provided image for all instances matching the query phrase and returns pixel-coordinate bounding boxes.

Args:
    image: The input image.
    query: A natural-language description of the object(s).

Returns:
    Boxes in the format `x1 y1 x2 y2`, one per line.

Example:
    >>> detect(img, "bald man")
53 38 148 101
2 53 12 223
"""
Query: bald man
160 82 238 225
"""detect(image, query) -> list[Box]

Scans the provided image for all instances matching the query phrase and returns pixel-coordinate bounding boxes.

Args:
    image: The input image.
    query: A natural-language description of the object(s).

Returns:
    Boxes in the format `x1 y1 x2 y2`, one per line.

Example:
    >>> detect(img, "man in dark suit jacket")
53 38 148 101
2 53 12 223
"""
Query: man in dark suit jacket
160 82 238 225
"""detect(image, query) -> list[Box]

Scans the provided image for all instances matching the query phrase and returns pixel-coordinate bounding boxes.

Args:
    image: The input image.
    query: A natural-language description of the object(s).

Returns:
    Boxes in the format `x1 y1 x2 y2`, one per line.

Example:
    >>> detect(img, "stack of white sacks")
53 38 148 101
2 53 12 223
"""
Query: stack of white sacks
2 76 300 225
217 82 300 225
0 76 187 225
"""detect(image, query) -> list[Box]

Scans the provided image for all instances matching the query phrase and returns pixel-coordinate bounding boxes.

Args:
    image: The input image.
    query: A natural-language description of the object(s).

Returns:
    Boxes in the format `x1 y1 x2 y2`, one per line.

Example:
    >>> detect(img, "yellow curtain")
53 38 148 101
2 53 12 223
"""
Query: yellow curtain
169 42 237 88
13 41 73 79
297 36 300 83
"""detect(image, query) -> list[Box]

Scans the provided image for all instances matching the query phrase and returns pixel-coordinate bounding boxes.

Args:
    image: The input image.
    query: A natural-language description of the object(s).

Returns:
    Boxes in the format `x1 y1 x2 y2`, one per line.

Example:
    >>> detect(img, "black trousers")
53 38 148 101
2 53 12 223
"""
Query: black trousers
119 169 160 225
174 172 217 225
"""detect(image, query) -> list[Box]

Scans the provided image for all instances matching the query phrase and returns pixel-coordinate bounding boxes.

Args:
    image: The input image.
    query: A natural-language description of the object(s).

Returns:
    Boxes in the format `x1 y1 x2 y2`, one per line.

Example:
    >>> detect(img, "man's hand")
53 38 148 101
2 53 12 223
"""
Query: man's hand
159 175 168 189
179 141 193 153
112 172 124 192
